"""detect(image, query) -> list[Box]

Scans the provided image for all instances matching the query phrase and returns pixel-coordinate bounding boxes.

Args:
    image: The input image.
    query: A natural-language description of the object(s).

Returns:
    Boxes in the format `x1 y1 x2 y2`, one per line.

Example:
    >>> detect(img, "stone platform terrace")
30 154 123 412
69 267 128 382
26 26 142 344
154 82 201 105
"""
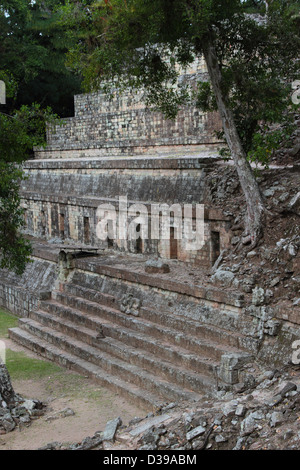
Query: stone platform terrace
4 237 300 410
4 58 300 411
8 240 255 410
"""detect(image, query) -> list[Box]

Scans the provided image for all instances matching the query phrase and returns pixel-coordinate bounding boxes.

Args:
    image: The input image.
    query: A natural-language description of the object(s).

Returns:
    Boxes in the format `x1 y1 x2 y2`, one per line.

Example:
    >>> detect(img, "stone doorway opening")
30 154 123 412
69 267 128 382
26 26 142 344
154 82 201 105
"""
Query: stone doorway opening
170 227 178 259
135 224 143 254
84 217 90 245
59 213 65 240
211 230 220 265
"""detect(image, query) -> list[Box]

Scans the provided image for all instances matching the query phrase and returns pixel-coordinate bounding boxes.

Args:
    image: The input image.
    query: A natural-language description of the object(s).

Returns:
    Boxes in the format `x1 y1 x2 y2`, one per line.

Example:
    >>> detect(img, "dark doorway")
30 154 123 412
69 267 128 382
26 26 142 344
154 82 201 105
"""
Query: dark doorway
40 210 46 237
136 224 143 253
84 217 90 244
59 213 65 240
107 220 115 248
107 237 114 248
211 231 220 264
170 227 178 259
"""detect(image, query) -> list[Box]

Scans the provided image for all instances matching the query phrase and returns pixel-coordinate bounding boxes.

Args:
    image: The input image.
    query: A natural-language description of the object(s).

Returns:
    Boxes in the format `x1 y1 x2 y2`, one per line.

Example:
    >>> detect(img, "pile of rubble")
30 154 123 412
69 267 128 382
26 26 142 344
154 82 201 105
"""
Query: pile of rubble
35 363 300 451
0 362 45 435
106 364 300 451
205 158 300 309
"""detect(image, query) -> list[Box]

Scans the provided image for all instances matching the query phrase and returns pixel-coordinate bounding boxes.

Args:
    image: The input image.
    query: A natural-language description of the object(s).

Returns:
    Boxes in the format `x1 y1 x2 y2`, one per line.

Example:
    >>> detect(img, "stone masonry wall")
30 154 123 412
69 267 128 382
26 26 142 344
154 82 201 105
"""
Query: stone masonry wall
19 57 226 267
20 194 231 267
20 156 232 267
41 57 222 155
0 258 57 316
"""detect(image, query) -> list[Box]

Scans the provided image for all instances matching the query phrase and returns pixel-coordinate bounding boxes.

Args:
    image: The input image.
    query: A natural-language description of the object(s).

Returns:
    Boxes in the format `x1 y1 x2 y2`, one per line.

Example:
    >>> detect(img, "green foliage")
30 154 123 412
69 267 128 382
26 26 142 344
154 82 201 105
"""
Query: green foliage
195 81 217 112
6 348 62 380
0 103 59 274
0 162 32 275
212 3 300 166
0 0 72 275
248 120 297 168
0 309 18 338
0 103 59 162
60 0 300 166
0 0 82 116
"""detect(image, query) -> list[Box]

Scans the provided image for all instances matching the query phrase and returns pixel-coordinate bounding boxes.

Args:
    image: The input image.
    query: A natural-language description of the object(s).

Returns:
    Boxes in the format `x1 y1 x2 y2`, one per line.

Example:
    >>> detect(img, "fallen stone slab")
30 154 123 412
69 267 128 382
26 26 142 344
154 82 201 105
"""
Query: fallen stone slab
129 414 173 437
288 192 300 216
186 425 206 441
45 407 75 422
102 417 122 442
279 382 298 397
71 434 103 450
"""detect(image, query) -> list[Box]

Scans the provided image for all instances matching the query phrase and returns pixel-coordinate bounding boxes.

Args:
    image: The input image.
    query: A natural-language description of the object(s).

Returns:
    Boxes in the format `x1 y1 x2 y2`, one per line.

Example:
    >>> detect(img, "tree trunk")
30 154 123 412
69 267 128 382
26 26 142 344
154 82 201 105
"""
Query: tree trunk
203 40 265 247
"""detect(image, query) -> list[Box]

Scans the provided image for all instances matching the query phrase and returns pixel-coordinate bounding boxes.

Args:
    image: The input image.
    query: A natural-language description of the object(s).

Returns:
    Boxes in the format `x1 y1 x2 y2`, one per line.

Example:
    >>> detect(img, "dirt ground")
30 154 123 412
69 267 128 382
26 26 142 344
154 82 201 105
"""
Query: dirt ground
0 338 146 450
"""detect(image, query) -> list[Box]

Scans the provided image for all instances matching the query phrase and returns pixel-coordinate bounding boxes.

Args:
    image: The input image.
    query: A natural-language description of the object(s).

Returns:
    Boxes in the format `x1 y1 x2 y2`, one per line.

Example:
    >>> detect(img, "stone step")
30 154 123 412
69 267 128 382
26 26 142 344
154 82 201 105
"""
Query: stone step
29 308 216 392
15 318 204 404
59 283 244 349
8 326 162 411
140 305 246 350
45 295 239 362
37 299 218 375
72 260 245 309
59 283 117 309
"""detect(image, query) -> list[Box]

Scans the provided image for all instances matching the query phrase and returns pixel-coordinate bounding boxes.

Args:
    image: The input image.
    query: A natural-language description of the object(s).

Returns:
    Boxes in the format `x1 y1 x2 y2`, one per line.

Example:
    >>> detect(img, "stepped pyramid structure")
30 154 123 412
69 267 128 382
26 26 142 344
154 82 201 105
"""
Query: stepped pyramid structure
1 59 300 411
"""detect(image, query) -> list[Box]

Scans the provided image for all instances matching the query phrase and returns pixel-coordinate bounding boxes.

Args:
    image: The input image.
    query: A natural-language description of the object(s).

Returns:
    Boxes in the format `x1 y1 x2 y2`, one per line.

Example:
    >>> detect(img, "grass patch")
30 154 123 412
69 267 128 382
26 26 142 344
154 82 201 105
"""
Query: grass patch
0 308 62 381
0 310 111 405
6 349 62 381
0 309 18 337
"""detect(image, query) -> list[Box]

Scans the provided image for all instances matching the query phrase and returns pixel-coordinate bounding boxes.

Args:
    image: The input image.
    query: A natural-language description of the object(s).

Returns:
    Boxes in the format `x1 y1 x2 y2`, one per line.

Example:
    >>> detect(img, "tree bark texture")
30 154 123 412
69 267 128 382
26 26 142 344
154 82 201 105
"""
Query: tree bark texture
203 39 265 246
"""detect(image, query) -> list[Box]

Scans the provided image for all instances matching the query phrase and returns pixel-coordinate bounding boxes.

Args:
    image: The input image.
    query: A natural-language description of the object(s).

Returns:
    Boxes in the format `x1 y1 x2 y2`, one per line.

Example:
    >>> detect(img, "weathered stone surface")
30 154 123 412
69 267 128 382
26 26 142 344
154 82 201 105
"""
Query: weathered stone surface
186 425 206 441
41 58 221 155
269 411 284 428
129 414 172 437
0 362 46 434
1 413 16 432
102 417 122 442
145 259 170 274
211 269 235 287
279 382 297 397
288 192 300 216
252 287 265 306
0 362 17 407
240 410 265 436
120 293 141 316
218 353 253 385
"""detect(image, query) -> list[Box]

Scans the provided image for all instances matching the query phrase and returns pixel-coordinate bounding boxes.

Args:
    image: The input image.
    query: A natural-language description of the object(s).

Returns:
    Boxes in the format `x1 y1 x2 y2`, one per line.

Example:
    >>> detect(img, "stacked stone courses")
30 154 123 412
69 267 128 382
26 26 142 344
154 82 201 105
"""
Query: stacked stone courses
43 58 221 156
21 58 227 265
5 56 300 408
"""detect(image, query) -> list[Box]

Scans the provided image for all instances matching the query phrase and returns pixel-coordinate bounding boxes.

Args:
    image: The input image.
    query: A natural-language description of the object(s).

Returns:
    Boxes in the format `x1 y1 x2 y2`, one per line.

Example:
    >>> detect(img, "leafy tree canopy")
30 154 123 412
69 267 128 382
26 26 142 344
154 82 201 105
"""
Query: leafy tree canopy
0 0 82 116
0 102 61 275
0 0 81 274
61 0 300 165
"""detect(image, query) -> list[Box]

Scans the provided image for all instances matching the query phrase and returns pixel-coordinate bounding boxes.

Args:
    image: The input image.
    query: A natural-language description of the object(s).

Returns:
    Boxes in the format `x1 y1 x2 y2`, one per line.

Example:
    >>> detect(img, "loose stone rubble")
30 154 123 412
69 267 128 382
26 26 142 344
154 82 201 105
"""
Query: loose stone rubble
33 363 300 451
0 362 45 435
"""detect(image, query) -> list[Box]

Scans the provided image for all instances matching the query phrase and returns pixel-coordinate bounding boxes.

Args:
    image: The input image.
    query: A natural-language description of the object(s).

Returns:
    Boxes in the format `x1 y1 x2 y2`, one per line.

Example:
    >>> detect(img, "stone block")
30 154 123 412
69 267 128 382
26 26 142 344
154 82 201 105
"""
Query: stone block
145 259 170 274
218 352 253 385
102 417 122 442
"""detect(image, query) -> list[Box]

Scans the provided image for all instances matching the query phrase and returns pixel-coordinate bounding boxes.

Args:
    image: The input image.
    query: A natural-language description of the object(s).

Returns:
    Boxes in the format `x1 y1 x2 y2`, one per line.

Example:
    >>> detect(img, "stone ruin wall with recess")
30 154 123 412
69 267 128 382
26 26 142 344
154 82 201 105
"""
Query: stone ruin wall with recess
20 56 230 267
20 158 232 267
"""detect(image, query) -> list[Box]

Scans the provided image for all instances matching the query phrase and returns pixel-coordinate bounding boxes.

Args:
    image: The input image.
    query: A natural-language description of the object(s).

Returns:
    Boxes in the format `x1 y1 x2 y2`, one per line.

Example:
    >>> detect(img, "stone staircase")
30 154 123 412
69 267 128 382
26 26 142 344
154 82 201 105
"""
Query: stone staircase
9 280 251 411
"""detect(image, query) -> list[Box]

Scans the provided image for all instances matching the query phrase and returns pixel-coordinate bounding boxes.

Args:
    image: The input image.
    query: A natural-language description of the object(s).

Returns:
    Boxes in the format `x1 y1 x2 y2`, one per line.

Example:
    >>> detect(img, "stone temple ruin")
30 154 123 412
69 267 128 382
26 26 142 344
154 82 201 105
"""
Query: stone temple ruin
1 58 300 410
